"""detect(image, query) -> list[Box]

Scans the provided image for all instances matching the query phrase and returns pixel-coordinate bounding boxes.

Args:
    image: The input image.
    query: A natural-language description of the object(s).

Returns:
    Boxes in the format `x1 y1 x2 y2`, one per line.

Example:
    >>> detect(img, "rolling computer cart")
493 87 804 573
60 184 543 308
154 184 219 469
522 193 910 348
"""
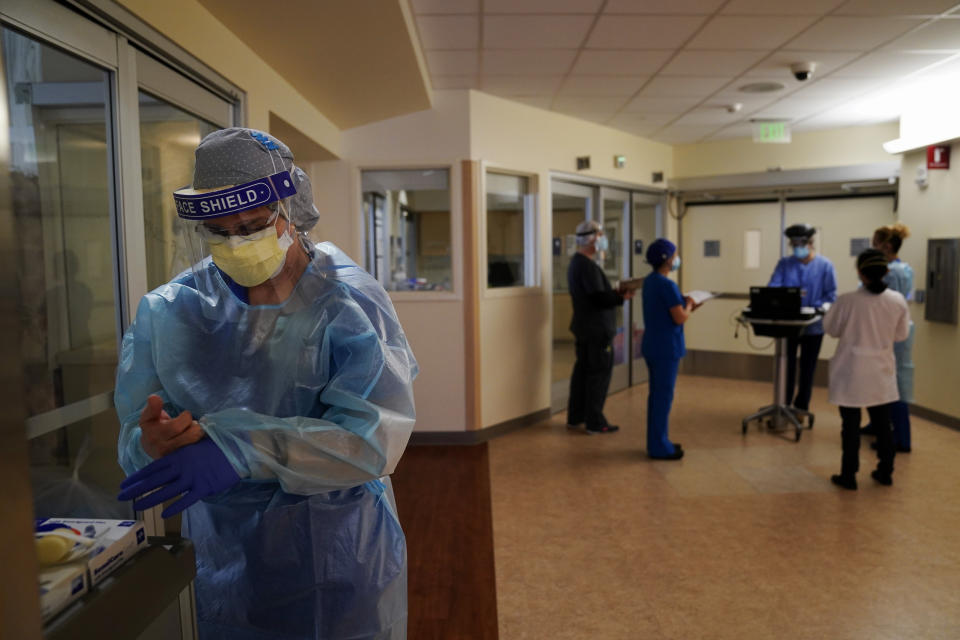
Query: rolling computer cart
739 313 819 442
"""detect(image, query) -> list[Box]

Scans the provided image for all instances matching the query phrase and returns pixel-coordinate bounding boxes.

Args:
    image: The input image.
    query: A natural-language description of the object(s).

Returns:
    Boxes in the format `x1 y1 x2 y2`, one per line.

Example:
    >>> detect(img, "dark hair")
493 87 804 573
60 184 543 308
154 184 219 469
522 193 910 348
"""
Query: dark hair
873 222 910 254
857 249 888 294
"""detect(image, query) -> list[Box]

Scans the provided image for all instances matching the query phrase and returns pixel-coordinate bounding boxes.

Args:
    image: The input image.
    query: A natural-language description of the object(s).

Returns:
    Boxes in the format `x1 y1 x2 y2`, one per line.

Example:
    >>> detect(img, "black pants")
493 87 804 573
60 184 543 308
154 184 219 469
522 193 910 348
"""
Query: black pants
567 338 614 429
786 334 824 411
839 405 895 477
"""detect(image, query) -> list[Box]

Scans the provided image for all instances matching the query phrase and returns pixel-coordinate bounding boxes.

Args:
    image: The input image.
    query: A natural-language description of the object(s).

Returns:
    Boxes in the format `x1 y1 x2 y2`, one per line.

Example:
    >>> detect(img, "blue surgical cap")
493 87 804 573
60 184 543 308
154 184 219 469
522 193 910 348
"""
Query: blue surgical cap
646 238 676 268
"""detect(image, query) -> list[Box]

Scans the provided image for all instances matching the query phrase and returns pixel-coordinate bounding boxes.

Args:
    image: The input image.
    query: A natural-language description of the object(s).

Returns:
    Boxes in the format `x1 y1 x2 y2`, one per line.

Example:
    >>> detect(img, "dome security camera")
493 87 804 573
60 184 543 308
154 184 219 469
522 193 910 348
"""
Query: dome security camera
790 61 817 81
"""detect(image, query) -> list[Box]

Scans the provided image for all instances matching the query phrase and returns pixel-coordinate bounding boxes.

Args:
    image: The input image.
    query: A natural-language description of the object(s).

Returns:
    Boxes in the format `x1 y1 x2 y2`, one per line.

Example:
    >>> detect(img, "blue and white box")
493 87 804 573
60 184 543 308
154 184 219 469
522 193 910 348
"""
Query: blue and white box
36 518 148 586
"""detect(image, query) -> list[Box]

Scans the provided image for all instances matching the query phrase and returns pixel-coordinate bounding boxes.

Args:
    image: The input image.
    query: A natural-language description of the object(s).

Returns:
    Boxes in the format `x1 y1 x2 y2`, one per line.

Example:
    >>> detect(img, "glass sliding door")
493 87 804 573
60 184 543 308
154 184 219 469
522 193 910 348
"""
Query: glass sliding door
630 193 662 384
601 187 630 394
550 180 592 412
3 24 129 516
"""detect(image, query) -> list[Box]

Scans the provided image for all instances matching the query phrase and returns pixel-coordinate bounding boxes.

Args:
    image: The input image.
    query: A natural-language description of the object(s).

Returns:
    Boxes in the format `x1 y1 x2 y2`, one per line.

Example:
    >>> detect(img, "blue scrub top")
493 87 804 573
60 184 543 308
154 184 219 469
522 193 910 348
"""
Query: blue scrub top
885 259 913 300
768 253 838 335
641 271 686 361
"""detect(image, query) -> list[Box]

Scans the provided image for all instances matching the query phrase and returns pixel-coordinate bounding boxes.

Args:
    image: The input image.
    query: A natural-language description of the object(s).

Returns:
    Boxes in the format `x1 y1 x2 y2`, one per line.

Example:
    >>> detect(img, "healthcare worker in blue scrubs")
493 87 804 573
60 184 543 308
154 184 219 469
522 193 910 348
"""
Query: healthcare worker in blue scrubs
768 223 837 412
116 128 417 639
863 222 914 452
641 239 700 460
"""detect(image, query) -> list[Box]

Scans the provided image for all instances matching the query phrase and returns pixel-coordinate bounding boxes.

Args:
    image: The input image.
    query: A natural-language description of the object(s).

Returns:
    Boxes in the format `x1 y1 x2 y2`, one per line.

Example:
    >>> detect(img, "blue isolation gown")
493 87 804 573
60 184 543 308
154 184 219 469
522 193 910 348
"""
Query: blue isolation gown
116 242 418 640
768 253 838 335
886 259 915 403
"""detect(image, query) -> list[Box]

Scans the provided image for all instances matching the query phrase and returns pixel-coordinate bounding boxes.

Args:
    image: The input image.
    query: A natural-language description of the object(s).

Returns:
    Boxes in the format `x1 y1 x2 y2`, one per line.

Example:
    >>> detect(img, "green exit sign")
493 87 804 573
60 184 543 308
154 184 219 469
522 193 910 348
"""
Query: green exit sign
752 120 791 144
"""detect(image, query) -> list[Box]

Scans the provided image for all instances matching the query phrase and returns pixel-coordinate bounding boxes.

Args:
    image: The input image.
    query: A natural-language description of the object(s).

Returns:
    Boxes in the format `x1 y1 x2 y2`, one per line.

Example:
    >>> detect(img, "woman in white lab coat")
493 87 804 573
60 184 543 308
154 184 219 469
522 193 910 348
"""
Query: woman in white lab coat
823 249 910 490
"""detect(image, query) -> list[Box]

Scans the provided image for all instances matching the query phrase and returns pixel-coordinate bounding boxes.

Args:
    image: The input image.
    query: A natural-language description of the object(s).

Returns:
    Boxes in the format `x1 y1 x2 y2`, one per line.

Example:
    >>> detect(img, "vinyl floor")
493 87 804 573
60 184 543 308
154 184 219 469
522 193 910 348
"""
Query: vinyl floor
488 375 960 640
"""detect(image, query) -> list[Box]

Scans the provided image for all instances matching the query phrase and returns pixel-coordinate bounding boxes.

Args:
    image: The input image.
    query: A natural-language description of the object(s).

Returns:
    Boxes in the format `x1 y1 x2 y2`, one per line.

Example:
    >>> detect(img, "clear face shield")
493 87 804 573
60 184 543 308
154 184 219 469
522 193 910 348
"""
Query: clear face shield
174 169 299 291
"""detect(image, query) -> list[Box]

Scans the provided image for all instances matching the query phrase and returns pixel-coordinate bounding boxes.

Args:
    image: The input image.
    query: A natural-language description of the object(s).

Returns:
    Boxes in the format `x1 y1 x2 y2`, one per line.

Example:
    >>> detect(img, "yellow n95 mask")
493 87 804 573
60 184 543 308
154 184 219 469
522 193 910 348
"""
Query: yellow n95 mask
206 225 294 287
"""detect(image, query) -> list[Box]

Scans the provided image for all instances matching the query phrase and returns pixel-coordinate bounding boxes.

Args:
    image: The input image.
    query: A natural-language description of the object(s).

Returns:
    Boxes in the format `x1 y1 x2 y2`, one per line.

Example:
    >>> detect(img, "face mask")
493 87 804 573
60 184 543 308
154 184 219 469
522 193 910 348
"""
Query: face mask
207 223 294 287
793 246 810 260
595 235 609 252
670 255 681 271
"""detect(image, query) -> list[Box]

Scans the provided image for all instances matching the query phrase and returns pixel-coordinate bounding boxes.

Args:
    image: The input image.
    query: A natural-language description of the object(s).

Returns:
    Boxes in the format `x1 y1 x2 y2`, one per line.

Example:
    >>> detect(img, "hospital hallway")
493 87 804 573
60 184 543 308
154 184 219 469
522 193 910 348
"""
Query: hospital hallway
394 374 960 640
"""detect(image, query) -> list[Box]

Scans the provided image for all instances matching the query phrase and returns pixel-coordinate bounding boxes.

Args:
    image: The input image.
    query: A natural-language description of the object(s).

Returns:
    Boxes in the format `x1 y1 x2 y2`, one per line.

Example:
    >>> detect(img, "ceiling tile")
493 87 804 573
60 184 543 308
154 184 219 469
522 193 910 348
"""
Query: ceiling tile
721 0 844 15
661 50 769 76
411 0 479 14
504 96 553 110
720 75 793 95
686 16 819 49
609 112 677 127
749 96 847 119
572 50 674 74
482 49 578 74
425 50 480 75
793 76 886 96
653 124 722 143
431 75 480 89
834 0 958 16
559 75 649 95
786 17 924 50
671 108 750 125
792 111 867 130
884 18 960 50
611 121 664 137
587 15 706 49
640 76 732 97
623 96 702 112
484 16 594 49
705 123 757 140
416 16 479 49
745 50 862 78
604 0 725 14
832 51 954 76
552 96 629 112
484 0 603 13
482 75 564 95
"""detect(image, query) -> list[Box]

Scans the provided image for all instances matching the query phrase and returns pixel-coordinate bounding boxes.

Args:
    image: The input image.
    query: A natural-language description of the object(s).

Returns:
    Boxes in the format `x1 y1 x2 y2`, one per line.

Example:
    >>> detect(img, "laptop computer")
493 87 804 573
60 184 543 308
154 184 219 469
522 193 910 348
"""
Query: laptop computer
745 286 806 319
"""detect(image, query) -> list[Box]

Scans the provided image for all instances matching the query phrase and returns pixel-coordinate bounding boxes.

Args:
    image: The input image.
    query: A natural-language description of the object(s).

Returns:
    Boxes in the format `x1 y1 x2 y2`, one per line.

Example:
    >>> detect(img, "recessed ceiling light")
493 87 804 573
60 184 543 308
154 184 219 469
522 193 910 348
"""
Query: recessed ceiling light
739 82 785 93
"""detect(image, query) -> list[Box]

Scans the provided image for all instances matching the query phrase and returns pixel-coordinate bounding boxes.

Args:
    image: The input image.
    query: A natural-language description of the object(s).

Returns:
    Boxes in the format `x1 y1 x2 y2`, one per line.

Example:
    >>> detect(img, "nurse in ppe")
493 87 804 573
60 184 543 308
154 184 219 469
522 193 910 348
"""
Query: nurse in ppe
823 249 909 490
861 223 914 452
115 128 418 639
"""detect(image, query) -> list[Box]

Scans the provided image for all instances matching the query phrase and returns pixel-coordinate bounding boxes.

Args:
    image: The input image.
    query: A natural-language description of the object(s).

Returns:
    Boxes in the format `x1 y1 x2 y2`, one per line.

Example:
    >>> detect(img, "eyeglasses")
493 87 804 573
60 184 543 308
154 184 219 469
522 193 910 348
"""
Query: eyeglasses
200 207 279 237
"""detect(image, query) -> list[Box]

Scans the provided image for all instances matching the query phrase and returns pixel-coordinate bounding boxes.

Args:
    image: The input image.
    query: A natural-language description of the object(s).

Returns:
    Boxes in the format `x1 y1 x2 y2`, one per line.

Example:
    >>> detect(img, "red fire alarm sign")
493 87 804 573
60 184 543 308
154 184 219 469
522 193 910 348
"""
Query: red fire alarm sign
927 145 950 169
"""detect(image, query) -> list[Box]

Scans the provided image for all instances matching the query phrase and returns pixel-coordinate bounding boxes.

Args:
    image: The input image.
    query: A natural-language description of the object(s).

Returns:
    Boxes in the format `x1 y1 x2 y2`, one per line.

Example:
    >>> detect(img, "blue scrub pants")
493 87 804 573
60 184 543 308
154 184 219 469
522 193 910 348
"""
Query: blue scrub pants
646 357 680 457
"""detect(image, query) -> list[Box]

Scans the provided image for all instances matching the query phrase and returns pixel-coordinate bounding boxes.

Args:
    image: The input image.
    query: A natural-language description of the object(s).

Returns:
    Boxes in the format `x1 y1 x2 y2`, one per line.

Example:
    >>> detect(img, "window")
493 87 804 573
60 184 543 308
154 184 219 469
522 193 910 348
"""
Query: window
361 169 452 292
486 171 537 288
139 93 218 289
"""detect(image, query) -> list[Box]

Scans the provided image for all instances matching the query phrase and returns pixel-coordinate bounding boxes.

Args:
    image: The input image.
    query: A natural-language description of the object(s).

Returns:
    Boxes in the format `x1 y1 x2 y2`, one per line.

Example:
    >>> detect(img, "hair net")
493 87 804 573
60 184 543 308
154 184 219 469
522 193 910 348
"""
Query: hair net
192 128 320 232
575 219 601 246
646 238 676 267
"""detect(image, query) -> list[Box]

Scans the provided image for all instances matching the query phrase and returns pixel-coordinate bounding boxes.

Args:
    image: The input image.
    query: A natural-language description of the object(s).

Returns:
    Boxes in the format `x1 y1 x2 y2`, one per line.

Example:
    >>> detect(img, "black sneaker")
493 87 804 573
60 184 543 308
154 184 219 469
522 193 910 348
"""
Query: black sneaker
871 470 893 486
566 422 583 431
649 445 684 460
585 424 619 435
831 474 858 490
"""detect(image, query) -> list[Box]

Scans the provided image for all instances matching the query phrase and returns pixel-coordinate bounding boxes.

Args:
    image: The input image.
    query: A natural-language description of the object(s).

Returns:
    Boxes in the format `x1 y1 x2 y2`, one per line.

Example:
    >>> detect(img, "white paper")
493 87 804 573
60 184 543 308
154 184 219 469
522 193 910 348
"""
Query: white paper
684 290 715 305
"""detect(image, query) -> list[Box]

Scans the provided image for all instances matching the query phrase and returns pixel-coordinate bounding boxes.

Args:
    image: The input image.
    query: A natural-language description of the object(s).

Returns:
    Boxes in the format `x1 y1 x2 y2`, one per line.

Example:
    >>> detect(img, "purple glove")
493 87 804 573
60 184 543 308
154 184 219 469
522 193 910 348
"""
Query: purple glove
118 438 241 517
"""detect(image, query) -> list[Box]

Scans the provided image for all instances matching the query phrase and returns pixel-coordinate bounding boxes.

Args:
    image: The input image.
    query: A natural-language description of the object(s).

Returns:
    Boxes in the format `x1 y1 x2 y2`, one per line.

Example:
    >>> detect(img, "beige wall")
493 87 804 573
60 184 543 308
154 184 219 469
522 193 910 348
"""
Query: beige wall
469 91 674 427
673 123 898 178
896 146 960 420
340 91 471 431
118 0 340 156
682 197 896 360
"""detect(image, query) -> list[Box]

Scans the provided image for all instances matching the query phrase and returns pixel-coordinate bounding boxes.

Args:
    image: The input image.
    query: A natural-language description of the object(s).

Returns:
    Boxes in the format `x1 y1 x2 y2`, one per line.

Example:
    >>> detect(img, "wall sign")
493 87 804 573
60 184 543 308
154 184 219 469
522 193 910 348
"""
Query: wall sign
927 144 950 169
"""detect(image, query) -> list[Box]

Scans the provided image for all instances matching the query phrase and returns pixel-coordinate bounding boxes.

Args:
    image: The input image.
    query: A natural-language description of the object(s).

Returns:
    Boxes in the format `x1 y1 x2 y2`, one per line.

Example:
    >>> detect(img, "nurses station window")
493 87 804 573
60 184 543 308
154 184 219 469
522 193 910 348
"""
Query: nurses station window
361 169 452 292
485 171 537 288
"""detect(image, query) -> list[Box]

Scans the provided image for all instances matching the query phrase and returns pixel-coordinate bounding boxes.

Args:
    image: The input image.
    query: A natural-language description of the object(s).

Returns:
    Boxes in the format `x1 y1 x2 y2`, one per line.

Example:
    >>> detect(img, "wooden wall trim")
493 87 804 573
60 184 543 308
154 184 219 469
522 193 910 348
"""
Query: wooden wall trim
462 159 482 430
410 408 551 446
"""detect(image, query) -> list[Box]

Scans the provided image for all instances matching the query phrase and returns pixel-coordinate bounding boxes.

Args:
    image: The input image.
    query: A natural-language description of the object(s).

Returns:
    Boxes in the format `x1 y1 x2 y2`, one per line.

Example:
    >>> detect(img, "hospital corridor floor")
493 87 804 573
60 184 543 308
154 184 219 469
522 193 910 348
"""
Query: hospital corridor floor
488 375 960 639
